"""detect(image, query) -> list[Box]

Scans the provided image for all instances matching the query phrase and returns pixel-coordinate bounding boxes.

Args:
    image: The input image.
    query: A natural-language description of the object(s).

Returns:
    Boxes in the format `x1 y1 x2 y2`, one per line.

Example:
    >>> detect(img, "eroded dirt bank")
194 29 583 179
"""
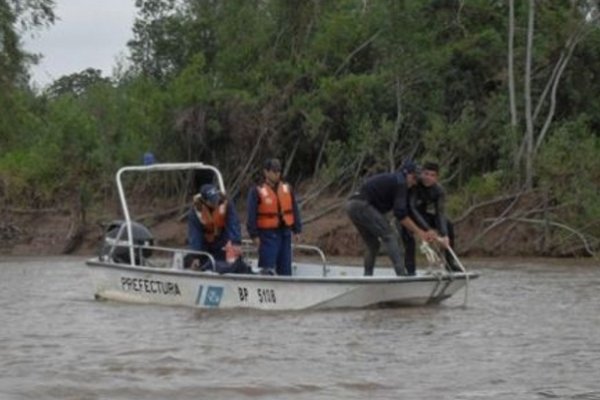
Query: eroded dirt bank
1 193 592 259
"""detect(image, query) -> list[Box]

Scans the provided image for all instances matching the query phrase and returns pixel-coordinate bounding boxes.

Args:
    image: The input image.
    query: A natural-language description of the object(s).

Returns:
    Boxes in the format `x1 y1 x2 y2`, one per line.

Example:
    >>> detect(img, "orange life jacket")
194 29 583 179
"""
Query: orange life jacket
256 182 295 229
196 201 227 243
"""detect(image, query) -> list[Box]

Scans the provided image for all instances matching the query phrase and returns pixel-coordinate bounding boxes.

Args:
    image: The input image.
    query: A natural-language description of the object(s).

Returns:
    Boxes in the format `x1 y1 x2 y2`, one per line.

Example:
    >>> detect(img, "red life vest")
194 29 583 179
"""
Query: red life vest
197 202 227 243
256 183 295 229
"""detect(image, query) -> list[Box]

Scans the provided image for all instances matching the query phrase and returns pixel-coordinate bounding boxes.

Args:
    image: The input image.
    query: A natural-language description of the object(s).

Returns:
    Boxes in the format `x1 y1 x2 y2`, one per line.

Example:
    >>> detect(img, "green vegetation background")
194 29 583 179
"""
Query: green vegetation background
1 0 599 256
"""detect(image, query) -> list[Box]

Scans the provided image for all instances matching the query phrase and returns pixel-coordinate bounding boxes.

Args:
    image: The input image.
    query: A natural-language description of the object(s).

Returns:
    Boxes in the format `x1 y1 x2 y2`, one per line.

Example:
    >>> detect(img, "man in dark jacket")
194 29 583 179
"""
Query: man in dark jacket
345 160 437 276
401 161 459 274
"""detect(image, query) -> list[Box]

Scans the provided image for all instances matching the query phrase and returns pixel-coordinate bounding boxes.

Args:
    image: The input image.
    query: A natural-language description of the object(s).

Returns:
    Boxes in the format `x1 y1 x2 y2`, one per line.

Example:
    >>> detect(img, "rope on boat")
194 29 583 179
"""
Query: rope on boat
419 241 469 306
446 244 469 306
419 241 443 268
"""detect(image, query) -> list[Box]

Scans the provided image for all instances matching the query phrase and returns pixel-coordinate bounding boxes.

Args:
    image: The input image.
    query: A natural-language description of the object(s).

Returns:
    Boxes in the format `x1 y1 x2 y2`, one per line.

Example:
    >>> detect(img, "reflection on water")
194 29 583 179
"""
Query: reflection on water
1 257 600 400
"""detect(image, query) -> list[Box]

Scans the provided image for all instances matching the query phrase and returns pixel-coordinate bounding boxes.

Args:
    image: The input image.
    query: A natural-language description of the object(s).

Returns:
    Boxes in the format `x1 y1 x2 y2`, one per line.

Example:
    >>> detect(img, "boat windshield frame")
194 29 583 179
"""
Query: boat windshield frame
116 162 225 266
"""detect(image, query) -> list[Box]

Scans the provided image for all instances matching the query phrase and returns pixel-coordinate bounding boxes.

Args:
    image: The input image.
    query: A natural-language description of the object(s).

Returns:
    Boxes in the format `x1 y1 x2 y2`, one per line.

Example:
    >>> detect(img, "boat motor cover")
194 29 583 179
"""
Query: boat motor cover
99 220 154 265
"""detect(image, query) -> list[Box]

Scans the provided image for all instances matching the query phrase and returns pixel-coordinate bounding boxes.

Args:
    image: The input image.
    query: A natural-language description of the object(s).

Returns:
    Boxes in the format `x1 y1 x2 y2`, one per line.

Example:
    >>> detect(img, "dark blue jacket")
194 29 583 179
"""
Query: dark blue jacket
359 172 410 220
187 201 242 252
246 182 302 238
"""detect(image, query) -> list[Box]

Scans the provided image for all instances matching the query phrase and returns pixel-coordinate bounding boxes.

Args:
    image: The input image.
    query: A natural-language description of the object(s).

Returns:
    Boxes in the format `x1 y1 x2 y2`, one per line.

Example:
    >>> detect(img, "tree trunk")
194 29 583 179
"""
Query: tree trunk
389 76 403 171
507 0 518 129
535 30 585 153
523 0 535 190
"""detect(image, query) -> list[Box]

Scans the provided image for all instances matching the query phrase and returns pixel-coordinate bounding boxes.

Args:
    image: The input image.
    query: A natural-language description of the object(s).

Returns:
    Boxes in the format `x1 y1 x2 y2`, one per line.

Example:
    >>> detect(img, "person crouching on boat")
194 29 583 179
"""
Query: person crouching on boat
186 184 245 272
401 161 459 275
345 160 437 276
246 158 302 276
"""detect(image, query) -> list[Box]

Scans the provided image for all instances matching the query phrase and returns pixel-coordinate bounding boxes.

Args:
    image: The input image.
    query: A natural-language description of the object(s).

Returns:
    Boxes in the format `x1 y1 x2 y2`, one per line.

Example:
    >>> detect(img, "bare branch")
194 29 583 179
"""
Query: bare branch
453 192 529 224
302 200 346 225
334 31 380 76
229 126 270 195
523 0 536 189
389 76 403 171
314 130 330 176
462 193 522 253
535 29 587 153
501 217 598 258
284 135 302 177
508 0 518 128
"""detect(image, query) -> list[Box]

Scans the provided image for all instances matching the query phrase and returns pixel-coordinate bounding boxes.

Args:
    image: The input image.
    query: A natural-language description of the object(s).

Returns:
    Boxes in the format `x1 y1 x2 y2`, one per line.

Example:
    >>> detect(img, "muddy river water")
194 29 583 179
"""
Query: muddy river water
1 257 599 399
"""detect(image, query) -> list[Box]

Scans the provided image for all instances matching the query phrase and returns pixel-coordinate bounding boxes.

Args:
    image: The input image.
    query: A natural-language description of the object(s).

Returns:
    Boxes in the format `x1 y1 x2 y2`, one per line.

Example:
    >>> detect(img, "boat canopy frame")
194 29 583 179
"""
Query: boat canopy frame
115 162 225 267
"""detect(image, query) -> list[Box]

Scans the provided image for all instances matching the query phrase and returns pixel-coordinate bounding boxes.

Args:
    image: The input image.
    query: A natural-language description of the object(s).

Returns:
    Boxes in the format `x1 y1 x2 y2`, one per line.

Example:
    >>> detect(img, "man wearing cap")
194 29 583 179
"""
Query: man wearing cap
401 161 459 274
246 158 302 275
186 184 242 270
345 160 437 276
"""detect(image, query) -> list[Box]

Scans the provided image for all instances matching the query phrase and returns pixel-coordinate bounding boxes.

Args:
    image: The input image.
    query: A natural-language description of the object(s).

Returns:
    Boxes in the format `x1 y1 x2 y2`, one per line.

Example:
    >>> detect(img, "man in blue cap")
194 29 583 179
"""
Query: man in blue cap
345 160 437 276
186 184 243 271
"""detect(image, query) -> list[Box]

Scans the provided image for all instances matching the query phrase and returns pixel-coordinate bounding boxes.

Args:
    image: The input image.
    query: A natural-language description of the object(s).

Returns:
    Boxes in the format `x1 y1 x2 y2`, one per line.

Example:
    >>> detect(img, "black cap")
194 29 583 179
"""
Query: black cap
263 158 282 172
423 161 440 172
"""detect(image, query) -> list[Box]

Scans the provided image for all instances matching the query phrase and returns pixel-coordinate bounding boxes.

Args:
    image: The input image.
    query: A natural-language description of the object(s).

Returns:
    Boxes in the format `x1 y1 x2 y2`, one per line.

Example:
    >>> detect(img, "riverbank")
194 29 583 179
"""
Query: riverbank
2 197 596 261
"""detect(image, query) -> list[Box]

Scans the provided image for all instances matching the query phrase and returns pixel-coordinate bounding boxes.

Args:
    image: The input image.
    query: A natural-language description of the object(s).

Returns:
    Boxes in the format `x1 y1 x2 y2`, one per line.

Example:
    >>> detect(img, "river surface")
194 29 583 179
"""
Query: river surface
1 257 599 400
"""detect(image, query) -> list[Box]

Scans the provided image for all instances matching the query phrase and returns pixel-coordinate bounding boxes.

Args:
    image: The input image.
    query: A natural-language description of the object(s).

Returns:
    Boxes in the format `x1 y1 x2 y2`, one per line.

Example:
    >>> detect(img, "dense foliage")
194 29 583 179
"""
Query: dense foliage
1 0 599 255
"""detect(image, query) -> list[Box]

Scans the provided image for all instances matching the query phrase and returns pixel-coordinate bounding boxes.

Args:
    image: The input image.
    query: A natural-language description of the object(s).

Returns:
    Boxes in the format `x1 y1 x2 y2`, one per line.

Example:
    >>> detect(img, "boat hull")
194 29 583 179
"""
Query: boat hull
86 259 477 310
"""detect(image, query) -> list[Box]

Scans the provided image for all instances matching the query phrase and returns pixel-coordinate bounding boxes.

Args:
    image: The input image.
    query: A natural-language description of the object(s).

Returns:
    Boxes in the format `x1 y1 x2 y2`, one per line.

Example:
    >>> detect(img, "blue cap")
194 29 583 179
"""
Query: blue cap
143 152 155 165
199 184 221 205
263 158 282 172
401 159 420 174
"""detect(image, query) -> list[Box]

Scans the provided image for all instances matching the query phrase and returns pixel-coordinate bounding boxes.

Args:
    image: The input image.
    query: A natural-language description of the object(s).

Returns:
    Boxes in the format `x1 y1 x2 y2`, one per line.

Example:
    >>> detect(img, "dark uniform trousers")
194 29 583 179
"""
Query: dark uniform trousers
345 198 407 276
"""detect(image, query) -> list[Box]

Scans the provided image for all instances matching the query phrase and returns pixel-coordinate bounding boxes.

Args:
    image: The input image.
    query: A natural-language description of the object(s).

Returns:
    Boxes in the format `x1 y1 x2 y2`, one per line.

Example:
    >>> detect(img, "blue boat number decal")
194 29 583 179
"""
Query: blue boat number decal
203 286 224 307
195 285 224 307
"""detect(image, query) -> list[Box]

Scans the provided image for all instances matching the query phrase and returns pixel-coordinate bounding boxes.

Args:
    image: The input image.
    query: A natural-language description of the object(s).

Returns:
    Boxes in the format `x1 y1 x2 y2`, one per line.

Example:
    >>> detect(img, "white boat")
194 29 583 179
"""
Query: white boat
85 162 478 310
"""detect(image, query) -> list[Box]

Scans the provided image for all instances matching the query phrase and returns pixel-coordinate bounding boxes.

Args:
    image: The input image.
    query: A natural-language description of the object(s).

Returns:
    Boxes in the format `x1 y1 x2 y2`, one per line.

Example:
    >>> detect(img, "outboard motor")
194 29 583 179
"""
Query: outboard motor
99 220 154 265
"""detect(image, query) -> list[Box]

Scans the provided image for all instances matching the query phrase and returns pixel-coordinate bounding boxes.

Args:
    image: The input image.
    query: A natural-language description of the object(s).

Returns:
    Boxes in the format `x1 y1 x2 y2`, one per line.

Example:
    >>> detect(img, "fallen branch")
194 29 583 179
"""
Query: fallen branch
303 200 346 225
6 207 70 215
558 241 600 258
454 192 530 225
500 217 597 258
462 193 522 253
490 221 520 252
0 222 22 241
473 203 570 254
135 205 187 225
154 207 187 226
62 218 84 254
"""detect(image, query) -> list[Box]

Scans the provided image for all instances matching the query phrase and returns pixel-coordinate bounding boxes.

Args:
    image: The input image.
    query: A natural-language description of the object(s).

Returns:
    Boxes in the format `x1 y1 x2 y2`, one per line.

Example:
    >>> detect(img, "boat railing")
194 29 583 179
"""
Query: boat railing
446 244 469 305
102 239 217 272
115 162 225 267
149 245 217 272
293 243 330 277
241 239 330 277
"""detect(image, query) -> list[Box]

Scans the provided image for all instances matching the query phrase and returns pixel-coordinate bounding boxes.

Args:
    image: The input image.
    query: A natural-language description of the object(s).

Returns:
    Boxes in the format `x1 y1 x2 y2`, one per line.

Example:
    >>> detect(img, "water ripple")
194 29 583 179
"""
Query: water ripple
1 258 600 399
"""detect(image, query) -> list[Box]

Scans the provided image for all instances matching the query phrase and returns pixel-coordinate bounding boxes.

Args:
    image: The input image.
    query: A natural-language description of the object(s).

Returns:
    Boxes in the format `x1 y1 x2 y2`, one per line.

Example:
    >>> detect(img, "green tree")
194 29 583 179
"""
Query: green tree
46 68 111 98
0 0 55 86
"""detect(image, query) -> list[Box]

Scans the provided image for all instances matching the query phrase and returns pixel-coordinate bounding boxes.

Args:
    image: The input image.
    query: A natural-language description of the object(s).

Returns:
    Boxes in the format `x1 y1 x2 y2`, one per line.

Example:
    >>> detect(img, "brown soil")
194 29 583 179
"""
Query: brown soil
0 192 592 258
1 199 360 257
